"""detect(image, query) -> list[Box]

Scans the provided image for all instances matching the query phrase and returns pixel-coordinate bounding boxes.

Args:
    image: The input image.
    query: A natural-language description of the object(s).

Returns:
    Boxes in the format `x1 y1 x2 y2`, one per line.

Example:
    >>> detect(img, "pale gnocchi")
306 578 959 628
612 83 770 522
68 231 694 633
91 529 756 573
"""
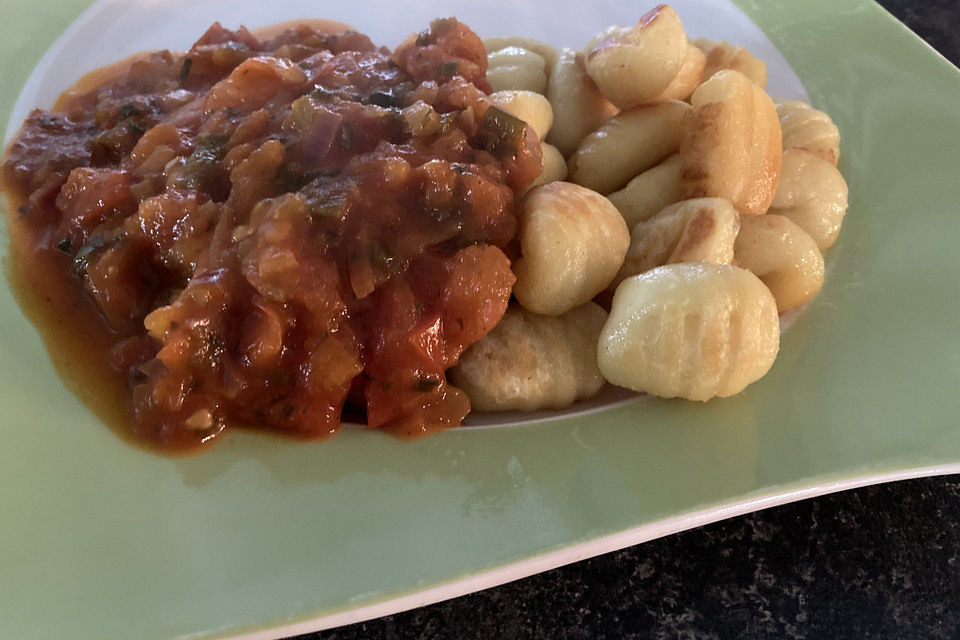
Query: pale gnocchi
513 182 630 316
568 100 692 194
607 153 685 228
585 5 689 109
775 99 841 166
598 263 780 401
769 149 849 251
525 142 568 193
450 303 607 411
545 48 619 157
734 214 825 312
484 36 560 69
487 46 548 93
692 37 768 88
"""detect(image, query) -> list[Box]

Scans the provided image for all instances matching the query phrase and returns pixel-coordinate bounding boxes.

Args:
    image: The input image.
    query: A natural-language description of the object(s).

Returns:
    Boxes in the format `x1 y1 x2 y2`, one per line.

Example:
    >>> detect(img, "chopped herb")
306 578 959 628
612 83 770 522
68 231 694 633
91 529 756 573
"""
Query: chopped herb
478 106 526 159
72 235 110 275
179 57 193 82
415 300 425 317
310 86 338 102
336 121 354 151
180 133 228 190
372 243 394 270
367 83 412 108
36 115 58 129
17 204 31 216
415 377 441 392
305 191 347 219
55 238 73 253
117 103 141 118
126 121 146 136
440 60 459 76
415 30 432 46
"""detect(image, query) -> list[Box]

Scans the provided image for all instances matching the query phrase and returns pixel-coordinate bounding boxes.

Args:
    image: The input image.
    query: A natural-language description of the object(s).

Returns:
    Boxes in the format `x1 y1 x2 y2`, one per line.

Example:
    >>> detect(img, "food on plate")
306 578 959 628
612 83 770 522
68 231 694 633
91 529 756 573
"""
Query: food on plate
2 3 849 448
692 37 768 88
597 263 780 401
775 99 841 166
650 44 706 102
483 36 559 69
607 153 685 227
544 48 619 156
568 100 691 194
486 46 548 93
608 197 739 295
733 214 825 312
769 148 848 250
584 5 689 109
450 303 607 411
679 69 782 215
488 90 553 140
512 181 630 315
525 142 568 192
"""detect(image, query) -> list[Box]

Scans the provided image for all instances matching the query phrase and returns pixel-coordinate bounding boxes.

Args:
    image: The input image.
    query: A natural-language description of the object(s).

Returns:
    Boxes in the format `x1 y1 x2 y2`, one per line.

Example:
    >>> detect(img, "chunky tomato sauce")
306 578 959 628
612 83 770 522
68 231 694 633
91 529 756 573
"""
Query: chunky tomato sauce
2 19 541 449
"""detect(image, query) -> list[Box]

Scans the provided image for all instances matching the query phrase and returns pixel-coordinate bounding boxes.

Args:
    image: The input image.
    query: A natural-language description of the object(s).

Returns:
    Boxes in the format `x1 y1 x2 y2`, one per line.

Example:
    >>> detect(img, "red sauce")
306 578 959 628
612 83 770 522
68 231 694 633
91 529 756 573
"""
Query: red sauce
2 18 542 450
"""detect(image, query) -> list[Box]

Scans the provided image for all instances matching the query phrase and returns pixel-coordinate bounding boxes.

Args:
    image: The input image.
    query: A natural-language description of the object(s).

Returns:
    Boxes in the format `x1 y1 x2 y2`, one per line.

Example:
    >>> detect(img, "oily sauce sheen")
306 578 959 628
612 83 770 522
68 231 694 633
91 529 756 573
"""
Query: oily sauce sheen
1 19 542 450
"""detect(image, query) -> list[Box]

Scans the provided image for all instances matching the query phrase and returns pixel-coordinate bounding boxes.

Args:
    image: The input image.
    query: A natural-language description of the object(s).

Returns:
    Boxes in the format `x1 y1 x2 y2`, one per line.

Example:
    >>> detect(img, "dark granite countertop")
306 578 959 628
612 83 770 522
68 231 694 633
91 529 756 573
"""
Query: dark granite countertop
294 2 960 638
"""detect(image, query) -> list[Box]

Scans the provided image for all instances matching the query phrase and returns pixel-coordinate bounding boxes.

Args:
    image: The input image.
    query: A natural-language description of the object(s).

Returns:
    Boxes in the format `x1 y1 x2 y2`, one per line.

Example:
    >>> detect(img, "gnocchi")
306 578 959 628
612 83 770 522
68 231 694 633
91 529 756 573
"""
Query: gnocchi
545 48 619 156
598 263 780 401
513 182 629 315
650 42 706 102
525 142 568 193
607 197 739 293
775 99 841 166
487 46 548 93
585 5 689 109
450 303 607 411
488 89 553 140
568 100 692 194
692 37 768 88
734 214 825 312
484 36 559 70
680 69 782 216
607 153 684 228
769 149 849 251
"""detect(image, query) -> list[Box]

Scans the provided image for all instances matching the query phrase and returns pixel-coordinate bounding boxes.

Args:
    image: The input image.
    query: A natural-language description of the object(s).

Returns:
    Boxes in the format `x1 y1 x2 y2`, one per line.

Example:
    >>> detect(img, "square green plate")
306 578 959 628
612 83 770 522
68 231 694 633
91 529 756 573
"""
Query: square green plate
1 1 959 638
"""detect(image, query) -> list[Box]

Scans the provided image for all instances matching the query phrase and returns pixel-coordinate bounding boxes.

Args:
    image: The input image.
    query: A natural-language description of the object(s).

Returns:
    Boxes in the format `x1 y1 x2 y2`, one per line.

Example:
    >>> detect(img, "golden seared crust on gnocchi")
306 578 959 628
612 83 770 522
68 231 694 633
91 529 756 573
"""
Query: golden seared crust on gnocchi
488 90 553 140
525 143 568 193
608 197 739 293
545 48 619 156
487 46 548 93
692 37 768 88
770 149 848 251
568 100 692 194
607 153 685 228
775 99 841 166
513 182 630 316
680 70 782 216
483 36 560 70
734 214 824 312
598 263 780 401
450 303 607 411
585 5 689 109
649 43 706 103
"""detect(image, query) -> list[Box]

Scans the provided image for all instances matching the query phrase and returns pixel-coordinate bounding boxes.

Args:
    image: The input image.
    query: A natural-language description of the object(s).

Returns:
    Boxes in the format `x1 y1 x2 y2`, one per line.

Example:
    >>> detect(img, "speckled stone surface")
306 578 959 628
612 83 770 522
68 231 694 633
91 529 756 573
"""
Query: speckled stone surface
293 3 960 638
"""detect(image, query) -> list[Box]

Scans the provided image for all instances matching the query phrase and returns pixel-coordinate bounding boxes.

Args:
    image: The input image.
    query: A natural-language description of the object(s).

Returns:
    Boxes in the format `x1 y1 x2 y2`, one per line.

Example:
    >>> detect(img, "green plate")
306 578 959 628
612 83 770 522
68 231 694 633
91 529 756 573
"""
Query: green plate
1 1 959 638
